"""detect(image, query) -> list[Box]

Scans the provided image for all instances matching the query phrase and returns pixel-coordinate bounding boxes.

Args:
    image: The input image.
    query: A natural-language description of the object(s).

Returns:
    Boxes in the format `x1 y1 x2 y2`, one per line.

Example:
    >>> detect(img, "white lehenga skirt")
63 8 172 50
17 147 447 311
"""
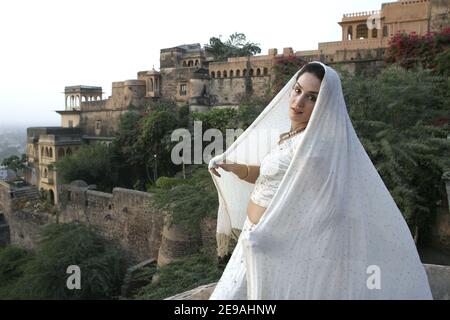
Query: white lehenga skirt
209 216 257 300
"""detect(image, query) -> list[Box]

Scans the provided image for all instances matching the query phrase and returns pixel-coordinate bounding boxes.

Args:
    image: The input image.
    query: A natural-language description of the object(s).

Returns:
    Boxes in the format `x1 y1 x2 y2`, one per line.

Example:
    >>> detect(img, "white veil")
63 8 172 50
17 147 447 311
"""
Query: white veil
208 61 432 299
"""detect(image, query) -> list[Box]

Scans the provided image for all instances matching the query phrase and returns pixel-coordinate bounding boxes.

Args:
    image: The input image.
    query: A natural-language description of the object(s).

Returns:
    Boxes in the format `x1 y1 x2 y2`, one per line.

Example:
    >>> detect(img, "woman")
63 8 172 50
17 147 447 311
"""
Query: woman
207 61 432 299
210 63 323 226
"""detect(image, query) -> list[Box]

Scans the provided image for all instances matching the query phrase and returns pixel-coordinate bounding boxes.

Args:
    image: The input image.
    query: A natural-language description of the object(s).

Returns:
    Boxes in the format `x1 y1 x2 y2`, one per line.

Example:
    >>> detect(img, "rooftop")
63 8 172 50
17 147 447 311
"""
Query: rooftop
64 85 103 93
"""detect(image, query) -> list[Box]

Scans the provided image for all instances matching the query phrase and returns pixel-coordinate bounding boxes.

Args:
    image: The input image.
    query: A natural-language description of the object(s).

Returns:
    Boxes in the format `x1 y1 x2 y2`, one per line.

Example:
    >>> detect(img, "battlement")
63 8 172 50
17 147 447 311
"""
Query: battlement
383 0 431 7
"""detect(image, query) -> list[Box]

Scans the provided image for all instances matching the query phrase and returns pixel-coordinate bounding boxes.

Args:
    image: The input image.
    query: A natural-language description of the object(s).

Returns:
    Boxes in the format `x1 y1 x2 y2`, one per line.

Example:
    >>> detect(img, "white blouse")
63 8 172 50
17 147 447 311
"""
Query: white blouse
250 130 305 208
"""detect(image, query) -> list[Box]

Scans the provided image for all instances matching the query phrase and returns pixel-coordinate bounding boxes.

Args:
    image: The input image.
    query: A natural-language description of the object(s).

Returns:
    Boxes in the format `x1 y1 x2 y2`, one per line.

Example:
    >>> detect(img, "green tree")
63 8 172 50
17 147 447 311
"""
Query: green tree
151 165 218 235
55 143 117 192
111 101 190 190
0 223 128 299
136 110 181 184
205 32 261 61
0 246 32 298
110 111 143 188
342 65 450 244
1 153 26 174
134 252 222 300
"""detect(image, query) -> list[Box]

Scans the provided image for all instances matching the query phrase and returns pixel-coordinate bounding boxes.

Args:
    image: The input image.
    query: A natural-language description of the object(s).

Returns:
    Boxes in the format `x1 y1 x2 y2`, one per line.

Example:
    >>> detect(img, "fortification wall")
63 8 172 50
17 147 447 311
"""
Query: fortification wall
58 186 165 261
0 182 51 250
79 109 128 138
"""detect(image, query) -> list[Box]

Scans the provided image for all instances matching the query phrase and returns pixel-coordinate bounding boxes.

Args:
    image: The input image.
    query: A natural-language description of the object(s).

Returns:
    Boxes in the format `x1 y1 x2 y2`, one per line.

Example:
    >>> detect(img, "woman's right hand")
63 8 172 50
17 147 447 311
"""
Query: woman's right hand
209 162 241 178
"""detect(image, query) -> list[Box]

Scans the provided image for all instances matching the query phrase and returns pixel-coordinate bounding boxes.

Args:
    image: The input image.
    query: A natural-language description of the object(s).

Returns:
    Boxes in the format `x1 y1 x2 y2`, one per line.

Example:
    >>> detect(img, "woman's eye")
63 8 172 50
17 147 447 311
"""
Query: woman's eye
309 95 317 102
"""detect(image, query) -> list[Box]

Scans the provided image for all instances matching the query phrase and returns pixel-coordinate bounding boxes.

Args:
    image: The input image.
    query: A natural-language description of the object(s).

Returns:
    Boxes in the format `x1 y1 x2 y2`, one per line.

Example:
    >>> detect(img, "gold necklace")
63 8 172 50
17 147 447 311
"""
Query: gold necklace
278 126 306 145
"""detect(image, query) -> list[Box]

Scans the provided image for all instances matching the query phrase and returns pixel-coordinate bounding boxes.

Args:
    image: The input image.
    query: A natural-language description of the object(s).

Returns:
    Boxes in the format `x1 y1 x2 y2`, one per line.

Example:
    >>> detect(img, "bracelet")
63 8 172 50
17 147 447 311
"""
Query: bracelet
239 165 249 179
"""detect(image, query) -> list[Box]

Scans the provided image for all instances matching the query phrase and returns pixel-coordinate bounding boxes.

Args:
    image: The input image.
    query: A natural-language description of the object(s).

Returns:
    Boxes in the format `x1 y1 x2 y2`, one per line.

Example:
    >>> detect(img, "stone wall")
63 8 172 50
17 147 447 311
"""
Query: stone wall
1 180 218 267
58 185 165 262
0 181 51 250
79 109 128 139
79 80 150 138
160 67 199 104
209 75 273 105
330 59 388 77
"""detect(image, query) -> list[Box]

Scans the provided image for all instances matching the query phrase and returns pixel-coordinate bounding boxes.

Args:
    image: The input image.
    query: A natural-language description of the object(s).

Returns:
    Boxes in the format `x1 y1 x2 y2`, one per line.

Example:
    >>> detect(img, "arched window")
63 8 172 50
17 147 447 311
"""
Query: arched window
250 69 254 76
223 70 227 78
236 69 241 77
256 68 261 76
263 67 268 76
49 148 53 158
347 26 353 40
45 147 49 157
149 78 154 92
372 28 378 38
41 147 44 157
195 60 199 66
188 60 193 67
58 148 65 158
48 190 55 205
217 71 221 78
66 148 72 156
211 71 215 78
230 70 234 77
44 168 48 178
356 24 368 39
243 69 247 76
183 61 187 67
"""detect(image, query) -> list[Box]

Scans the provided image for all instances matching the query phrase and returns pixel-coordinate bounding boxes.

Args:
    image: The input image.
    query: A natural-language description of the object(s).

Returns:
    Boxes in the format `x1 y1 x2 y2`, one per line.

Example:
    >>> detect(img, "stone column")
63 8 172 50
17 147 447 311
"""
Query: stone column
353 24 359 40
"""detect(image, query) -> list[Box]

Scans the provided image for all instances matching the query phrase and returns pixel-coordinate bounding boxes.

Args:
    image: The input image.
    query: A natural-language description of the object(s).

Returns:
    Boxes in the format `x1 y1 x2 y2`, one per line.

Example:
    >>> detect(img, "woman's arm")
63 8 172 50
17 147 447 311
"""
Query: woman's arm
209 163 260 184
242 165 260 184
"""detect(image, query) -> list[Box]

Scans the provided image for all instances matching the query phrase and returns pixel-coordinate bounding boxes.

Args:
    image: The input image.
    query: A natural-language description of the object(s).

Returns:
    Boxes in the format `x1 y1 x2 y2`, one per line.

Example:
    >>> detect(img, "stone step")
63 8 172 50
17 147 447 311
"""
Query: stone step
12 187 40 200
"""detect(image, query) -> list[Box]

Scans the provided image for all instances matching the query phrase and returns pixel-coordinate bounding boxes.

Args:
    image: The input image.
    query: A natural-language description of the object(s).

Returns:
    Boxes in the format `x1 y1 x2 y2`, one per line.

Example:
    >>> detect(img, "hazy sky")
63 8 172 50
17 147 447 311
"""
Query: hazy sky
0 0 388 127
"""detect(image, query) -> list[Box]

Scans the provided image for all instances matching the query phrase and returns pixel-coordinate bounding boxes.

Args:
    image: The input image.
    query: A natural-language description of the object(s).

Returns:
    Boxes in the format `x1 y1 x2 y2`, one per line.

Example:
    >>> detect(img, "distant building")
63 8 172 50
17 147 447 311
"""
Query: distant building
25 127 82 204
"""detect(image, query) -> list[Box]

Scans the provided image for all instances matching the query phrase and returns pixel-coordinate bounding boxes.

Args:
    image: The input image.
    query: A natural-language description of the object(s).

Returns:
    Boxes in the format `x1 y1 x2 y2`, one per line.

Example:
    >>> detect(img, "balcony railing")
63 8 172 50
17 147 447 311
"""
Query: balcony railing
343 10 381 18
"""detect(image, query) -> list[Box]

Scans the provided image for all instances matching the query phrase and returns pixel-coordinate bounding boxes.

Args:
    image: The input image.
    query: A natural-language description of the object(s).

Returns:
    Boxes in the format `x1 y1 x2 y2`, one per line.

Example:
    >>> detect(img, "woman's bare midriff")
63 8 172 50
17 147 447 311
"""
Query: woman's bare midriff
247 199 267 225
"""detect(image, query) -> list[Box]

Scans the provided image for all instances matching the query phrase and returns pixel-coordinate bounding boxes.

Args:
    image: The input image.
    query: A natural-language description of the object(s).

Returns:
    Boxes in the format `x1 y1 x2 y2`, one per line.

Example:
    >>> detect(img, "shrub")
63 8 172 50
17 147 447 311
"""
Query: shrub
134 251 222 300
0 223 128 299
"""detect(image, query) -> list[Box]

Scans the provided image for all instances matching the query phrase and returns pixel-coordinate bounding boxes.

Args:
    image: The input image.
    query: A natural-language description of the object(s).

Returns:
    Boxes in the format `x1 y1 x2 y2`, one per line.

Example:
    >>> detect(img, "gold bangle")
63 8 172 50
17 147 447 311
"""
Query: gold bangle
239 165 249 179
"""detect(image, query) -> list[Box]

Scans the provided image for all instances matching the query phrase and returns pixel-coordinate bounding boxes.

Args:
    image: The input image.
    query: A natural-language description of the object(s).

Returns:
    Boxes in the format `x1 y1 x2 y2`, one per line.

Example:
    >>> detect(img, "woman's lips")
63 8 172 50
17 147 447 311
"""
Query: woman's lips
291 108 303 114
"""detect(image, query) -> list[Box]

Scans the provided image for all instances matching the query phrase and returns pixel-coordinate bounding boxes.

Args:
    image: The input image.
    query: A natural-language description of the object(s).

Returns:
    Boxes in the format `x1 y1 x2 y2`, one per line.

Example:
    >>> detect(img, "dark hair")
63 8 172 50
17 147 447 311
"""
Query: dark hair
278 63 325 145
296 62 325 82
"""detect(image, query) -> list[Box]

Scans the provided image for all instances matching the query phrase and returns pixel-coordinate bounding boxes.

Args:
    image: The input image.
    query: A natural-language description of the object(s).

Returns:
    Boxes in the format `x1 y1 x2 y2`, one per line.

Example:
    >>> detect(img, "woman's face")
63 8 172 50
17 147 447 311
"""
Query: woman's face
289 72 321 129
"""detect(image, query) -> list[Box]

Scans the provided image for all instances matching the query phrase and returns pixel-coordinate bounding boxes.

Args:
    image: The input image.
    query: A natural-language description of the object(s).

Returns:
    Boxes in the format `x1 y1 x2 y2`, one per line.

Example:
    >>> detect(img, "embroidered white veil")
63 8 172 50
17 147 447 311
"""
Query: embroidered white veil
208 62 432 299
